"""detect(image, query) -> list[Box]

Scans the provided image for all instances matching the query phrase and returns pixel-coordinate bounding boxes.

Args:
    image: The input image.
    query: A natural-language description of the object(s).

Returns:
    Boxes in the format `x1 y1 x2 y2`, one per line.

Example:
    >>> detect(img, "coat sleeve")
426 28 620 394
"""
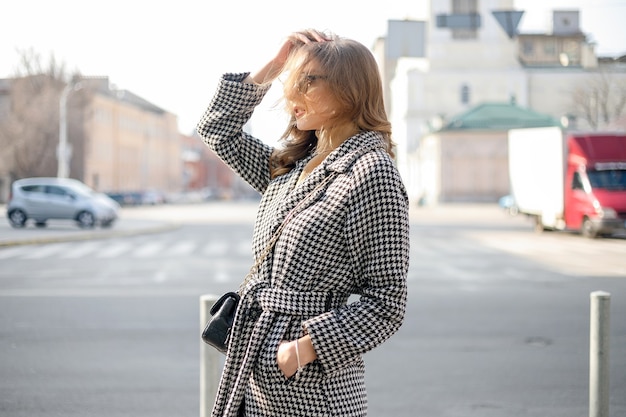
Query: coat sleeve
195 73 274 193
302 153 410 375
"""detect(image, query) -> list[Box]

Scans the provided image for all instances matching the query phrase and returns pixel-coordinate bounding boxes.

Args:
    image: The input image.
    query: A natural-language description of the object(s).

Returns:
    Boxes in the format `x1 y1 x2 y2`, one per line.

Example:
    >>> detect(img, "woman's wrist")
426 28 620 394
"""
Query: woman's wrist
293 339 303 375
250 59 283 85
277 336 318 378
296 335 317 366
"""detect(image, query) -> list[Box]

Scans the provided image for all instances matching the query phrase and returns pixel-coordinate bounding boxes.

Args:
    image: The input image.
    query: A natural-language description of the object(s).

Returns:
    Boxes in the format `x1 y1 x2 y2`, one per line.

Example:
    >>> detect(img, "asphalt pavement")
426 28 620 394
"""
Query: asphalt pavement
2 201 624 417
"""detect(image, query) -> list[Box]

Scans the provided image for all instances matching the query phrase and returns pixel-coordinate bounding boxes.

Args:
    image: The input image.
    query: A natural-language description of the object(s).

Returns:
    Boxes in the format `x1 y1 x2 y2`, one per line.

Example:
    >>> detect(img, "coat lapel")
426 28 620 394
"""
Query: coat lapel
271 131 386 229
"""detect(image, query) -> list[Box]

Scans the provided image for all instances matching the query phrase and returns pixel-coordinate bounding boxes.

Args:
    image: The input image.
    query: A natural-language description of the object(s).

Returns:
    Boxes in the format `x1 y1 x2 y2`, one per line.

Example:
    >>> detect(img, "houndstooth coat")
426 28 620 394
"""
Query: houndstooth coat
196 73 410 417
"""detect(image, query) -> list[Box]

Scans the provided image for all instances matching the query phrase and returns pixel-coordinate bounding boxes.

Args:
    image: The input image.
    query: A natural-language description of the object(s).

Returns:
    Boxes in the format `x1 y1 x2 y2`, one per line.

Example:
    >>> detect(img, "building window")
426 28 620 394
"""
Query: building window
436 0 480 39
522 39 534 55
544 39 556 56
452 0 478 39
461 84 470 105
453 0 477 14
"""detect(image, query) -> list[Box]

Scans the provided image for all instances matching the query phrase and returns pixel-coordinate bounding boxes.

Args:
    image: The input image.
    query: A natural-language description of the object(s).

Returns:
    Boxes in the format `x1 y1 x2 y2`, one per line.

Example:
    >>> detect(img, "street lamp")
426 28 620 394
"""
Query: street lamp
57 82 82 178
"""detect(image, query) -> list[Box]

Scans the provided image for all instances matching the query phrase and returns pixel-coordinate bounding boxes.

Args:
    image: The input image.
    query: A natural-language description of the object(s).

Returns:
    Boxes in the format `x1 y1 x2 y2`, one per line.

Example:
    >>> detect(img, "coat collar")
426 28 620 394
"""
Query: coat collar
323 130 387 174
271 131 387 228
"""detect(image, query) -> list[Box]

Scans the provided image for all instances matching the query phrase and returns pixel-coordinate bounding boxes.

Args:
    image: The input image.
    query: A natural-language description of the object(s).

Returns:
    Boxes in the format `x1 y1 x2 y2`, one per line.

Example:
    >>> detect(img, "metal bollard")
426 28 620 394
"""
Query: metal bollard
589 291 611 417
200 294 221 417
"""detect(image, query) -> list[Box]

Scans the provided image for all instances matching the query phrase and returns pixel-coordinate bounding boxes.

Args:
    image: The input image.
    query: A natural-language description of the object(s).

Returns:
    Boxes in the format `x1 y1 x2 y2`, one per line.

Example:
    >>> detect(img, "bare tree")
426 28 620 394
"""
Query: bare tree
571 68 626 130
0 48 83 179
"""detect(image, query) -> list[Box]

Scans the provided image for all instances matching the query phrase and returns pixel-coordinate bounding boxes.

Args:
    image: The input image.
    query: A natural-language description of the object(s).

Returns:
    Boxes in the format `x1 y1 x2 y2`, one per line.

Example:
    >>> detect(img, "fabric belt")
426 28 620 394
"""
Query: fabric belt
257 288 339 316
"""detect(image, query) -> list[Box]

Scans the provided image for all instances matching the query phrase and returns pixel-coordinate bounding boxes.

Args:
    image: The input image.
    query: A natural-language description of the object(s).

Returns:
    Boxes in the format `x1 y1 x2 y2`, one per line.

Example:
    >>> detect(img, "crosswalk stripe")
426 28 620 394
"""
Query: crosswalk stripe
133 241 166 257
0 246 25 260
168 241 197 255
97 242 135 258
2 236 622 266
59 242 102 259
21 244 70 259
202 241 228 256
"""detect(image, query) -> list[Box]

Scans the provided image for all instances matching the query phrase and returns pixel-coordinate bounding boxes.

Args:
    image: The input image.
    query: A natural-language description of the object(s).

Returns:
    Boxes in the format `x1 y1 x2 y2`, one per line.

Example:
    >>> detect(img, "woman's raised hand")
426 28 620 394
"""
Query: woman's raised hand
249 30 330 85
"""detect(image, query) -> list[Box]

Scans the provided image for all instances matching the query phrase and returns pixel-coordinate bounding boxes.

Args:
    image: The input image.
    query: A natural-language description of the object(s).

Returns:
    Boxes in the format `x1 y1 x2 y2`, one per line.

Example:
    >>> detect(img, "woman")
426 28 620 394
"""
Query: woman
197 29 410 417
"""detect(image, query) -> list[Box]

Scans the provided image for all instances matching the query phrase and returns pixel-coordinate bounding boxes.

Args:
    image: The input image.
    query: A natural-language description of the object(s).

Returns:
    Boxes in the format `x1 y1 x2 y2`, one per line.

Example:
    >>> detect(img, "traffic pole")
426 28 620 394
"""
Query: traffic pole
589 291 610 417
200 294 220 417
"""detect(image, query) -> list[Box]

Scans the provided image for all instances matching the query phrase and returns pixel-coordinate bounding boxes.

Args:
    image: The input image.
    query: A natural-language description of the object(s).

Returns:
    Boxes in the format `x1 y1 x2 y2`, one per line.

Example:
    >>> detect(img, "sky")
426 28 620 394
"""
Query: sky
2 0 625 138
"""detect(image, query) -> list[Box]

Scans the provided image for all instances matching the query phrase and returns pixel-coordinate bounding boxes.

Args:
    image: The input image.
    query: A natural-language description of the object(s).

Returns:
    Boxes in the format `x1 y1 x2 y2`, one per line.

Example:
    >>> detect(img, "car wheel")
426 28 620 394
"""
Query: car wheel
35 221 47 228
76 211 96 228
582 217 597 238
8 209 27 228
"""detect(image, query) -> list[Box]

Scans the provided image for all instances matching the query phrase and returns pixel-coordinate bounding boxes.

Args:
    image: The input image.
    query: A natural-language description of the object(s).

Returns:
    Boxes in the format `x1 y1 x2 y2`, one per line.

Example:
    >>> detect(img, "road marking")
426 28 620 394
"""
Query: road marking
20 243 72 259
1 238 256 260
132 241 166 257
0 288 203 297
97 241 135 258
167 241 197 256
59 242 102 258
202 241 228 256
0 246 28 259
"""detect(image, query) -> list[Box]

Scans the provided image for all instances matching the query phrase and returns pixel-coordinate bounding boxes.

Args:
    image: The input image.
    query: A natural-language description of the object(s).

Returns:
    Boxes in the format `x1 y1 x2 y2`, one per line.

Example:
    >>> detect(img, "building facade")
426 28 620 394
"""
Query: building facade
377 0 626 204
180 132 257 200
0 74 257 203
80 77 182 194
418 102 560 203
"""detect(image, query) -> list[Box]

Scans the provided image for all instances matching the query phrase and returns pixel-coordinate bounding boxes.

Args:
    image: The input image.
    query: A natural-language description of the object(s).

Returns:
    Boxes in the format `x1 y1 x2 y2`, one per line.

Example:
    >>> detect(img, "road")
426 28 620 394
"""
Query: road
0 202 624 417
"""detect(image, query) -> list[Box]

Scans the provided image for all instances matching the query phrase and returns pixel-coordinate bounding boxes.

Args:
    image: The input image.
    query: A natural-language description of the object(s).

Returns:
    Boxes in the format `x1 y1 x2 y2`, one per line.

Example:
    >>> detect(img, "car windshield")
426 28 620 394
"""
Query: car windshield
587 169 626 191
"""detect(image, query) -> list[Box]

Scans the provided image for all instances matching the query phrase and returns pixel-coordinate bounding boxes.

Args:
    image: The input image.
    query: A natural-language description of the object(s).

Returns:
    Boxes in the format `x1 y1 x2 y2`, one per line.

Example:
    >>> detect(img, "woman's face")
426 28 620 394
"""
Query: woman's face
289 60 342 132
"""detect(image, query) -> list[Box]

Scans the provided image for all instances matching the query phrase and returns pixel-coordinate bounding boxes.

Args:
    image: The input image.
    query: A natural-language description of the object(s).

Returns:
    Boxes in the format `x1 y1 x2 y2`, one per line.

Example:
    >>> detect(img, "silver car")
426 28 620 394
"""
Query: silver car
6 177 119 229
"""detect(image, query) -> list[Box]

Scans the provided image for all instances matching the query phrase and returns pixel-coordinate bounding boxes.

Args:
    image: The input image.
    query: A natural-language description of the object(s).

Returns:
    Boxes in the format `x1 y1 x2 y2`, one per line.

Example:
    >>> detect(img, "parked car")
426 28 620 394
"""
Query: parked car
6 177 120 229
104 190 165 206
141 189 166 205
104 191 141 206
498 194 519 216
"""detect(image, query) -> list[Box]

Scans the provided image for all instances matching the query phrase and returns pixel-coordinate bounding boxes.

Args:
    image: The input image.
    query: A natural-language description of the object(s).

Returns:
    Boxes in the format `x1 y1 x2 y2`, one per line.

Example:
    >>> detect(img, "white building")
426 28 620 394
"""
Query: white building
375 0 623 204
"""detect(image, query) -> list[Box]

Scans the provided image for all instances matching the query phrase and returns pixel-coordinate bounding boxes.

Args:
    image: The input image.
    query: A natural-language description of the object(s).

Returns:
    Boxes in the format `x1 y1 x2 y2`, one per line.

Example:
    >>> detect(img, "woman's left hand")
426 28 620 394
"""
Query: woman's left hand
277 335 318 378
277 340 298 378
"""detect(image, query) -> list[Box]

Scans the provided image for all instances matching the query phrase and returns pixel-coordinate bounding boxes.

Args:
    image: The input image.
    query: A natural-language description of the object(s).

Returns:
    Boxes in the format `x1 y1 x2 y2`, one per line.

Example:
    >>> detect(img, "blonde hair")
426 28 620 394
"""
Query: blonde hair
269 29 393 178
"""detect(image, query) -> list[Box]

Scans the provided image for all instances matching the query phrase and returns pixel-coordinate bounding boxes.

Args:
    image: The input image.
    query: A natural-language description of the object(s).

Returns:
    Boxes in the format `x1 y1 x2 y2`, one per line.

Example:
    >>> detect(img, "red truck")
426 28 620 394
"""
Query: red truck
508 127 626 238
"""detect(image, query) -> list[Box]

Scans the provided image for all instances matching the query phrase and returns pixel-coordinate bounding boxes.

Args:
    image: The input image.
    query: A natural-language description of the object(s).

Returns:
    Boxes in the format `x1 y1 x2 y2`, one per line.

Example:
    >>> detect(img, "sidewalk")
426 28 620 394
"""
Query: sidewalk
0 205 178 247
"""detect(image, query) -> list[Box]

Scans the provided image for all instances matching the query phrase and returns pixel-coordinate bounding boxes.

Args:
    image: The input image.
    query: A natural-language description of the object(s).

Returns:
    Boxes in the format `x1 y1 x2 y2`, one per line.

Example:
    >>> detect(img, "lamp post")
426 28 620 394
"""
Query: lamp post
57 82 81 178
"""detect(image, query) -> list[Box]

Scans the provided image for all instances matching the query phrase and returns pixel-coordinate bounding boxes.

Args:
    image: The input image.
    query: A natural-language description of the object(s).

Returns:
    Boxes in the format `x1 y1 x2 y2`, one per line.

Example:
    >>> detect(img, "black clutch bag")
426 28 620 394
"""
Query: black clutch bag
202 292 240 354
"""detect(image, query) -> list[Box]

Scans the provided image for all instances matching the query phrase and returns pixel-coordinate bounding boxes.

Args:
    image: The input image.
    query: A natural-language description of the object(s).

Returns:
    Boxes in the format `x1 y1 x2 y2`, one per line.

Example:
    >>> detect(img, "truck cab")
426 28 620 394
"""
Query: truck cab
564 135 626 237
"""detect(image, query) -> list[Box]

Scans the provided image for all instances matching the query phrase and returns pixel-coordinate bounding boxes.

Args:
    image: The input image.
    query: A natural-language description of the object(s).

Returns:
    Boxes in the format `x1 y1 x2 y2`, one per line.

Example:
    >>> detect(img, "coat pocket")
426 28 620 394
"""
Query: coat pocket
250 318 330 415
257 318 290 381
